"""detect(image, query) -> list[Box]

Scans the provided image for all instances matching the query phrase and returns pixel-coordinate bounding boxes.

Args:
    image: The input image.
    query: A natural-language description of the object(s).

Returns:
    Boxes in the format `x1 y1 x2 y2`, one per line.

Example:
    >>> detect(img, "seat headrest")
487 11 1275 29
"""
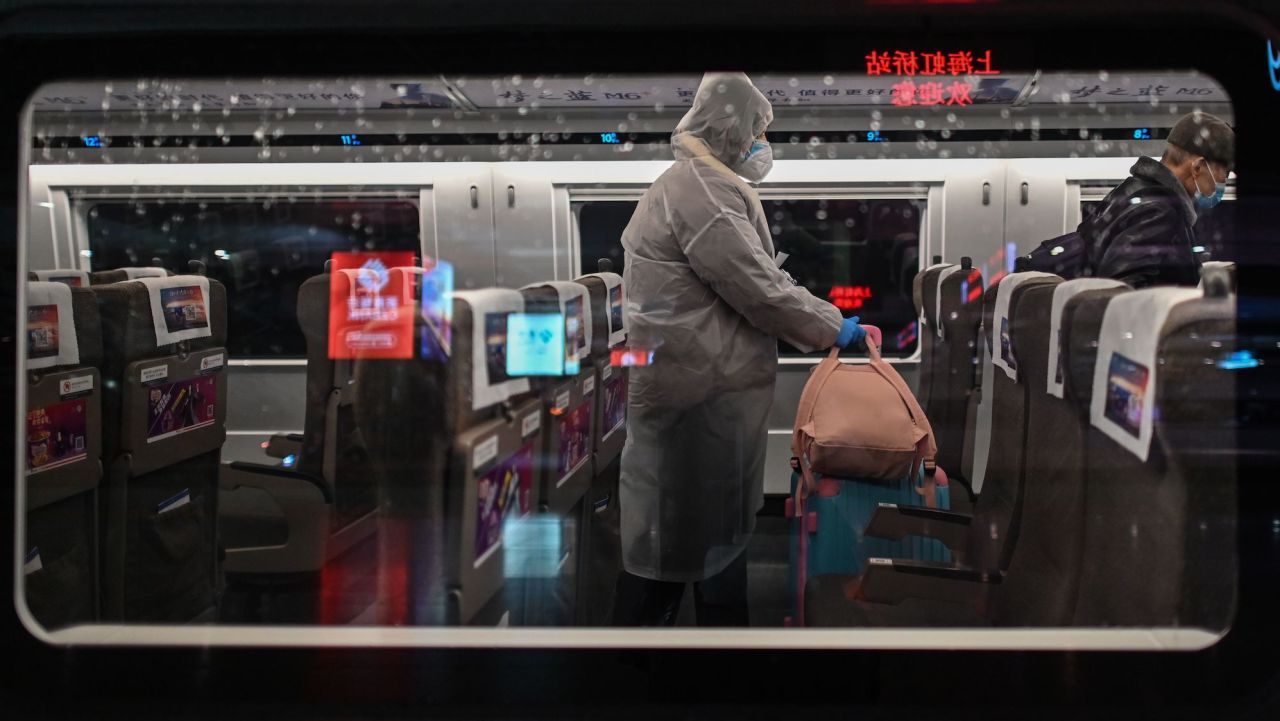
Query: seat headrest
1046 279 1129 399
453 289 531 411
30 269 90 288
1089 286 1206 461
90 266 171 285
578 272 626 348
26 282 80 370
520 281 592 364
932 264 961 339
991 271 1059 383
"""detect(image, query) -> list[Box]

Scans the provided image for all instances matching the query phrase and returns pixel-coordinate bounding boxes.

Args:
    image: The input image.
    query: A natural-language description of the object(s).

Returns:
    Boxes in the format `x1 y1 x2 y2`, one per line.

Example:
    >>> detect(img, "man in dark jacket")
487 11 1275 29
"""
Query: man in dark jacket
1081 111 1235 288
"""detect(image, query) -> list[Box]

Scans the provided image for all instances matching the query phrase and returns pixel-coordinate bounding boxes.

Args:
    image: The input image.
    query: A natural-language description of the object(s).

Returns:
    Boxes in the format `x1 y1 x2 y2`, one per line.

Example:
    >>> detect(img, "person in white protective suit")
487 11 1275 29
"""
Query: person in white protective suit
612 72 867 626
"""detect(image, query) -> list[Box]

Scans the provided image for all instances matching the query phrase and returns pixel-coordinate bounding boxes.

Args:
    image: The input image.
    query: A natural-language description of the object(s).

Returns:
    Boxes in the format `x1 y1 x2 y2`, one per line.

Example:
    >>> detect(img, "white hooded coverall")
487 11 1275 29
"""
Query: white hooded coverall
618 73 843 582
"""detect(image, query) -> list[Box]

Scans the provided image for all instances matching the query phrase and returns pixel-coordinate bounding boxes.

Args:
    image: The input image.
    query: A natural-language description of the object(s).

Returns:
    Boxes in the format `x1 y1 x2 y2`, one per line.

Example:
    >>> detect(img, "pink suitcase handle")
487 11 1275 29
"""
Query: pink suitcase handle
860 324 882 349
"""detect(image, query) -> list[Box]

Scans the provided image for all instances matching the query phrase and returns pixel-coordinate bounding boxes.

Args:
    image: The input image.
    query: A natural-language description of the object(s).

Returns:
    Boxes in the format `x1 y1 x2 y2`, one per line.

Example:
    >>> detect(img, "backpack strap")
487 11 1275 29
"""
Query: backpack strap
791 349 842 499
863 329 941 509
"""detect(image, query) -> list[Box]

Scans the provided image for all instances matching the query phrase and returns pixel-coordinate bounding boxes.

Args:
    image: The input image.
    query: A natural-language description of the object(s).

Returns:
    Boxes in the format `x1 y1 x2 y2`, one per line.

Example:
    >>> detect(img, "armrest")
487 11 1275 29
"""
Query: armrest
865 502 972 552
223 461 332 503
856 558 1000 606
218 462 332 574
264 433 305 460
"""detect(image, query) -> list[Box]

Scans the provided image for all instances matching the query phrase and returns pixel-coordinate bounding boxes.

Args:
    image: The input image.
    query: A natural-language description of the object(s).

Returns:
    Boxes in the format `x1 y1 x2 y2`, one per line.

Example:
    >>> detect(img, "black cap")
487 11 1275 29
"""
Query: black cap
1167 111 1235 169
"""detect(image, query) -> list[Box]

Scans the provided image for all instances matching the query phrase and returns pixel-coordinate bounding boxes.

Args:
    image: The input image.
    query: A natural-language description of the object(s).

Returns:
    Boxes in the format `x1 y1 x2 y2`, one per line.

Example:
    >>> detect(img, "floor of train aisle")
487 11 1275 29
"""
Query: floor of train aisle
670 508 791 628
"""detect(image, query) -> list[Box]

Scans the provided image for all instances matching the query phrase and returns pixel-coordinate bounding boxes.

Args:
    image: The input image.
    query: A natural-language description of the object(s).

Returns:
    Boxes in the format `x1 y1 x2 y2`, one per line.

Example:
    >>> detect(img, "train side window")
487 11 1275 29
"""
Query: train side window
574 200 634 274
764 198 922 357
82 198 421 357
572 197 923 358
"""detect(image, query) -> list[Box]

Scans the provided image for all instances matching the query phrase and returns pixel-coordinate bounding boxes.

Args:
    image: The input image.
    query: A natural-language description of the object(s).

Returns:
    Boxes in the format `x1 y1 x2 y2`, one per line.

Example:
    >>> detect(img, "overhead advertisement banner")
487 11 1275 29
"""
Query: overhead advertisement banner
30 79 461 111
1028 73 1229 104
453 73 1029 109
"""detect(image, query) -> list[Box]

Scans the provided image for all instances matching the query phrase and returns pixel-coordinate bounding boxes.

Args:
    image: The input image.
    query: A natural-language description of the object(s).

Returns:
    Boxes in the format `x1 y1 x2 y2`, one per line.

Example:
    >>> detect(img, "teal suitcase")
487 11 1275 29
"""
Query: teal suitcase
785 465 951 626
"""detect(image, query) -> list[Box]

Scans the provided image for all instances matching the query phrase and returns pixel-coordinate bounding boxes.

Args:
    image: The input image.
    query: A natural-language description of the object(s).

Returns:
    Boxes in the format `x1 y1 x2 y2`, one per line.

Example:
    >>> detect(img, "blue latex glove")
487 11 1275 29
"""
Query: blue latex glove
835 316 866 348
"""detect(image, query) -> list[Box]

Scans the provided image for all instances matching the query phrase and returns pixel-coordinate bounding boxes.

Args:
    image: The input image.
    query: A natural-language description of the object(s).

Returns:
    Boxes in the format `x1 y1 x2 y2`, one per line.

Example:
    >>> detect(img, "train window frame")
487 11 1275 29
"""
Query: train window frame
566 182 934 366
14 91 1242 653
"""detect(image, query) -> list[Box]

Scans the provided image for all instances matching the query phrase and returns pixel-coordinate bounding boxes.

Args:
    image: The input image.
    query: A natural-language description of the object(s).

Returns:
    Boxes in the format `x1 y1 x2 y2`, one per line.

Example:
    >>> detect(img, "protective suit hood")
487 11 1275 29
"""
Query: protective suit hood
671 72 774 170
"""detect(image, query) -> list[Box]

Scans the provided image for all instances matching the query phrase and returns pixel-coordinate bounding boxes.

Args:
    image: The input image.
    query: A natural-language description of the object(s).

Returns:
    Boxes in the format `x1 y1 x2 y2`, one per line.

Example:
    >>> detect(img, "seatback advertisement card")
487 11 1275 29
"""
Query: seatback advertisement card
474 442 535 567
603 374 626 437
146 376 217 443
557 401 592 480
26 398 88 474
160 285 210 333
27 304 60 360
1104 353 1149 438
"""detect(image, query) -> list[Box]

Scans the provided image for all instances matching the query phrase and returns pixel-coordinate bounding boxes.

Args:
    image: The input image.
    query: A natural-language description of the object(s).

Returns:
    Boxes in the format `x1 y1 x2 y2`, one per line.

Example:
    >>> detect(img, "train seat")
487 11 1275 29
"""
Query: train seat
803 272 1065 627
356 288 543 626
91 272 228 622
216 265 393 623
1069 270 1236 629
984 280 1129 627
519 281 597 514
572 267 627 626
22 281 104 629
911 263 950 421
513 281 599 626
929 259 985 503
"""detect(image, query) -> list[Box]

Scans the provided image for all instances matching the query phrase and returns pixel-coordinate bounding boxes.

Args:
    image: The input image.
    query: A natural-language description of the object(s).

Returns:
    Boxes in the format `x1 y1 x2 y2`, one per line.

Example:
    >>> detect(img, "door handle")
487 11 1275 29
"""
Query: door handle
507 184 515 208
470 185 478 209
982 182 991 206
1020 181 1029 205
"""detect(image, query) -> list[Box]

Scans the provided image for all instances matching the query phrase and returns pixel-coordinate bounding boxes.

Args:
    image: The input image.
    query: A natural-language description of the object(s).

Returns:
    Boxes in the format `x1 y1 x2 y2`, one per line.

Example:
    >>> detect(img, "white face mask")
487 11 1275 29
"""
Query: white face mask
737 139 773 182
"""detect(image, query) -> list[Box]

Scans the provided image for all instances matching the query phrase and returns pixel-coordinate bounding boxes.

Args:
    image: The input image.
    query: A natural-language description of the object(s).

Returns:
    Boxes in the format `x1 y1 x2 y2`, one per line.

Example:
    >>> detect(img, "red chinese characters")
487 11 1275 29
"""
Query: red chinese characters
866 49 999 77
890 80 975 107
828 285 873 311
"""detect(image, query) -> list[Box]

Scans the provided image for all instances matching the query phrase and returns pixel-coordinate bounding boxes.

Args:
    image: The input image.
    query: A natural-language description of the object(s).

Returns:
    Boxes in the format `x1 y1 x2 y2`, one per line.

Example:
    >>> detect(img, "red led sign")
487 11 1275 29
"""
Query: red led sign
866 50 999 77
828 285 873 311
890 80 973 107
866 50 998 107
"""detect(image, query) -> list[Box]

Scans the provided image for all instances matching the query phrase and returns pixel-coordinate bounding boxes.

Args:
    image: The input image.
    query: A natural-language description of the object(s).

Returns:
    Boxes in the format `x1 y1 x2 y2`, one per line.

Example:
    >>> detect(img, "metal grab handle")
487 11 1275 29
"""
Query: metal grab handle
1020 181 1029 205
507 185 515 207
469 185 478 209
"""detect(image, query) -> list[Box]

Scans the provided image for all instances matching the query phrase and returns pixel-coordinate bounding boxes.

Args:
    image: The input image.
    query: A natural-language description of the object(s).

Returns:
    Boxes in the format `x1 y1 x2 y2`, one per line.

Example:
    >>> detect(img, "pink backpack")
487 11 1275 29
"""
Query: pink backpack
790 325 944 508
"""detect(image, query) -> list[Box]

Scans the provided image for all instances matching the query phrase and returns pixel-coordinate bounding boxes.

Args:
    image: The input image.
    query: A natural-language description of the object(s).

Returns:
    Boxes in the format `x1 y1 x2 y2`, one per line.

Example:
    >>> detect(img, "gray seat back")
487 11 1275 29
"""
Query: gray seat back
91 275 228 622
22 283 104 629
1071 287 1237 629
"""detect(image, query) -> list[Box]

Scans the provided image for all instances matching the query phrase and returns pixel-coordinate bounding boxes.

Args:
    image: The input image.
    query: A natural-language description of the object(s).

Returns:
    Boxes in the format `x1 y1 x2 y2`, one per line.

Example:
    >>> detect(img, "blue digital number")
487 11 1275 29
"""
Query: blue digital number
1268 40 1280 91
865 130 883 142
600 132 620 144
340 134 361 146
82 136 102 148
1132 128 1151 140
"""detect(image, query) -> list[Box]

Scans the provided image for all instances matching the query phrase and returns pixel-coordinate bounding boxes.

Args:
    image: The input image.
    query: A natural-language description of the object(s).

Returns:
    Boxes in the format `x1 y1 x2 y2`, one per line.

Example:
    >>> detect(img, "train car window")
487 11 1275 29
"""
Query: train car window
574 197 923 357
15 69 1245 654
575 200 633 274
83 198 421 356
765 198 922 357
